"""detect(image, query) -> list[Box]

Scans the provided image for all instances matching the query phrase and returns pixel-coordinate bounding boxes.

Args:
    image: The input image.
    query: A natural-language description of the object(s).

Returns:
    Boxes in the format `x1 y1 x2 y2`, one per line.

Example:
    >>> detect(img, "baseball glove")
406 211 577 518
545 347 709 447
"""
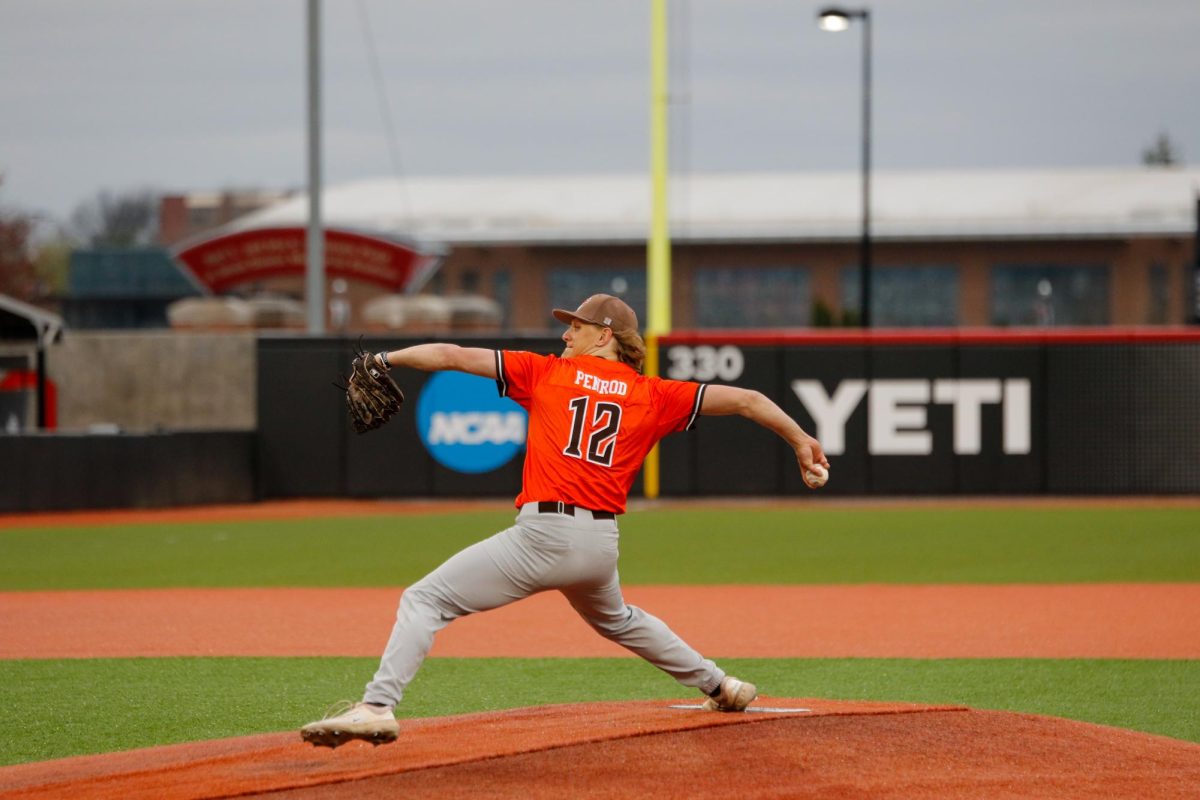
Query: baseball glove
343 350 405 434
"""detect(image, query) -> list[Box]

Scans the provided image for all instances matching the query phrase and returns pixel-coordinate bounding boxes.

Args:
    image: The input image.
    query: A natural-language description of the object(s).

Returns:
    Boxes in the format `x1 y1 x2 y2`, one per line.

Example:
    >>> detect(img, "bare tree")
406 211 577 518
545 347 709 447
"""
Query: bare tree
69 188 160 247
0 209 37 300
1142 131 1182 166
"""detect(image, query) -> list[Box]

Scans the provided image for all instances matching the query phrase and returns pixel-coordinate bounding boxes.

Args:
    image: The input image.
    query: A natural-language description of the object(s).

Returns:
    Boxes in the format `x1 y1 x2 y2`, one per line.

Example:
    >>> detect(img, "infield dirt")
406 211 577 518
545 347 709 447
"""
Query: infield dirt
2 583 1197 659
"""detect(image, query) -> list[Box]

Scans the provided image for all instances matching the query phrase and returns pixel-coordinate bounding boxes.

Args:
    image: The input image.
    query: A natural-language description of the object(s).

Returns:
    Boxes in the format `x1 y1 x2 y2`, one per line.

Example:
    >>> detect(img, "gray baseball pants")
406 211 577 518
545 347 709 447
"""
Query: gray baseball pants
363 504 726 707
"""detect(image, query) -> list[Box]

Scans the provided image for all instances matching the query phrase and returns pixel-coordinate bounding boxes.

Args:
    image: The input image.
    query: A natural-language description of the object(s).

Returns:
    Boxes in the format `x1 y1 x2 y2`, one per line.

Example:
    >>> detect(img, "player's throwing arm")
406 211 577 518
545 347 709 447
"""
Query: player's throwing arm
698 384 830 489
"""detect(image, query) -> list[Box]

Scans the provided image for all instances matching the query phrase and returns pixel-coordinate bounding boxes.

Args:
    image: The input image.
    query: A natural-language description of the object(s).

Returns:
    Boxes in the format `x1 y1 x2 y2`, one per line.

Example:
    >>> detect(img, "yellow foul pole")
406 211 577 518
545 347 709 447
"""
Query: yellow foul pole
645 0 671 499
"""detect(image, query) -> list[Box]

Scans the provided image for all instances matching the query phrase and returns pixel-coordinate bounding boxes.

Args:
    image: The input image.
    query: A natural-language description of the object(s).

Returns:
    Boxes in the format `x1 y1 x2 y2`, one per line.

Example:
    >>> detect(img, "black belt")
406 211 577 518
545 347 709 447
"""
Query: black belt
536 501 615 520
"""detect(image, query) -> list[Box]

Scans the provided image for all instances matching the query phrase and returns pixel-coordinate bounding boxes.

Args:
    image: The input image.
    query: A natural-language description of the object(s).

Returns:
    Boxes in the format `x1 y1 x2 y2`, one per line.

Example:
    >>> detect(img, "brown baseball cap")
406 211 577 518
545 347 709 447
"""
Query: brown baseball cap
552 294 639 334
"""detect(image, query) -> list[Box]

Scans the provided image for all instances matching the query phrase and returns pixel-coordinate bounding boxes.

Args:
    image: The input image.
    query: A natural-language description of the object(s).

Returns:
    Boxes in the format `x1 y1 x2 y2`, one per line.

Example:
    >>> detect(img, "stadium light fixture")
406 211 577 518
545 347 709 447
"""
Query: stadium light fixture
817 6 873 327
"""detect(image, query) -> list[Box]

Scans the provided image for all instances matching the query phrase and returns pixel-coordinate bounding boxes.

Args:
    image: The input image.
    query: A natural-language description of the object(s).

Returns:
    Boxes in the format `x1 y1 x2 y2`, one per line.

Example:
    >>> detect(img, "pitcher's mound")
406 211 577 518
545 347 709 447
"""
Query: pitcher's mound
2 698 1197 799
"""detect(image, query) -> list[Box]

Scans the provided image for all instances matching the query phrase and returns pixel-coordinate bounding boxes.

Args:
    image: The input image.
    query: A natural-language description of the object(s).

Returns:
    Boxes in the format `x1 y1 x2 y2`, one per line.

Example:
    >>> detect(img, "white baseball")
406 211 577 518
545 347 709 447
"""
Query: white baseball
805 464 828 488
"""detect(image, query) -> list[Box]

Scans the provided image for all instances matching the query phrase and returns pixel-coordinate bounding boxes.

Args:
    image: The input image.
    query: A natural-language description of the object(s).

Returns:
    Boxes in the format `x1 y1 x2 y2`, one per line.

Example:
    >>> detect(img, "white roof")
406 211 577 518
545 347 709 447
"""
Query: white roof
226 166 1200 246
0 293 64 339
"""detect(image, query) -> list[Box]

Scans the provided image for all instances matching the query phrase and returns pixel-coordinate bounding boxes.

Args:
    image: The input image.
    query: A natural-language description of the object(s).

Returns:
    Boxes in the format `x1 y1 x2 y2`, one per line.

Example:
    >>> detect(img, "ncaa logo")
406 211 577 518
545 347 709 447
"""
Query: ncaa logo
416 371 527 473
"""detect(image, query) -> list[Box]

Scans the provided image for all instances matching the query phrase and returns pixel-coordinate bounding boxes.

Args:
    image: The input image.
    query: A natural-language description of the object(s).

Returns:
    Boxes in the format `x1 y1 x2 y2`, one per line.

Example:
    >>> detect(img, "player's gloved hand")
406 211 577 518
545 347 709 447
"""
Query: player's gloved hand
342 349 405 434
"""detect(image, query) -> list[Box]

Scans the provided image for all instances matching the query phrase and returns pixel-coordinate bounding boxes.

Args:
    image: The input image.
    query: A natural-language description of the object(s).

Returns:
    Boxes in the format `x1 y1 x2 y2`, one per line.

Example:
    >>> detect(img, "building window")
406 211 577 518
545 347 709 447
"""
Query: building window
549 270 646 326
460 269 480 295
1147 262 1169 324
990 264 1110 326
492 270 512 328
840 265 959 326
427 269 446 295
694 266 810 328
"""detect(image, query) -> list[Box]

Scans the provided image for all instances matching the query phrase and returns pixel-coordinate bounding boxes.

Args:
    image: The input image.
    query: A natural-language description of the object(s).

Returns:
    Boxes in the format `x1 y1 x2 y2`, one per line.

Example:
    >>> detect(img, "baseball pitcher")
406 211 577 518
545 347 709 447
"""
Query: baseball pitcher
303 293 829 747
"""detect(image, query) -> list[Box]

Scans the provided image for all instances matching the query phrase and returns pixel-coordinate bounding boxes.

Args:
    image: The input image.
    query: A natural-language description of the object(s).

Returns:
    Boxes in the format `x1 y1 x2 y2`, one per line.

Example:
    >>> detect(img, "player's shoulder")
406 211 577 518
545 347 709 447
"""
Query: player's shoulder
499 349 555 371
643 373 702 396
501 348 553 361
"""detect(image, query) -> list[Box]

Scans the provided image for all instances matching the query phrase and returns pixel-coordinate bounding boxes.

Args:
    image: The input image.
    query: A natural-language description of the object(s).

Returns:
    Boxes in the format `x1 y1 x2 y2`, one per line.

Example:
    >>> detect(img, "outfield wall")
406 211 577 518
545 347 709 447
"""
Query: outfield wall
656 329 1200 496
4 329 1197 512
0 430 255 511
255 335 540 501
256 329 1200 500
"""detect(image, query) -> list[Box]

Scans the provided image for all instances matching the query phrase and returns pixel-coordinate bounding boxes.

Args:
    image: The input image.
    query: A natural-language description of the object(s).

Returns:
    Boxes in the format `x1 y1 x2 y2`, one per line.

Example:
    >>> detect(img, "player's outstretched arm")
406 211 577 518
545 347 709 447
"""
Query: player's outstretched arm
373 344 498 379
700 384 830 487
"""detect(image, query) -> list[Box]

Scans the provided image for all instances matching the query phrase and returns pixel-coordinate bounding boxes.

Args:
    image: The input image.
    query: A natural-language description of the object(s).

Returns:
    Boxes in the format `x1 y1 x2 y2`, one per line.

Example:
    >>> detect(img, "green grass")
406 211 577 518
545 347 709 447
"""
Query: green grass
2 507 1198 589
1 657 1196 766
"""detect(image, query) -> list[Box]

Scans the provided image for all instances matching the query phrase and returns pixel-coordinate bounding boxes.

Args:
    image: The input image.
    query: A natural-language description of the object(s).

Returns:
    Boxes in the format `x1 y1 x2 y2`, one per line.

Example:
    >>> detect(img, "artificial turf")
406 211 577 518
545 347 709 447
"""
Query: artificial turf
1 656 1196 766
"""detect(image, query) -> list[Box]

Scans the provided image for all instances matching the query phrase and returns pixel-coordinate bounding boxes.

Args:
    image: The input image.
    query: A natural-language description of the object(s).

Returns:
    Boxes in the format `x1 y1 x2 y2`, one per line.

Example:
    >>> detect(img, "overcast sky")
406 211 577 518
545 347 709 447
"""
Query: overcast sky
2 0 1198 223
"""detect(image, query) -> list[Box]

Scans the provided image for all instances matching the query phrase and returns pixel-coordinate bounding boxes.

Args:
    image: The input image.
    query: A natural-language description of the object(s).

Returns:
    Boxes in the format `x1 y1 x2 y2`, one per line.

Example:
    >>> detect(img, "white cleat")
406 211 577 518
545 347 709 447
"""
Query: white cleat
702 677 758 712
300 701 400 748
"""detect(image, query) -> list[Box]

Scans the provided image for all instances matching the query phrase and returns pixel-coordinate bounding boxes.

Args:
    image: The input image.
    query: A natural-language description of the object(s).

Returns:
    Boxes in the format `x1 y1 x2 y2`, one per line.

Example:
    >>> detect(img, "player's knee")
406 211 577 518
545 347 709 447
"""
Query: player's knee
584 605 637 637
398 583 457 622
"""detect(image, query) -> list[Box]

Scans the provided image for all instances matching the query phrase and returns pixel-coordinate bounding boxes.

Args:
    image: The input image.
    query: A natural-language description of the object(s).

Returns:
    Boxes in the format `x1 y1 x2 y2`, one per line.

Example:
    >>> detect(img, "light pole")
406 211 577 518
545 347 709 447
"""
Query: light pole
817 6 872 328
306 0 325 334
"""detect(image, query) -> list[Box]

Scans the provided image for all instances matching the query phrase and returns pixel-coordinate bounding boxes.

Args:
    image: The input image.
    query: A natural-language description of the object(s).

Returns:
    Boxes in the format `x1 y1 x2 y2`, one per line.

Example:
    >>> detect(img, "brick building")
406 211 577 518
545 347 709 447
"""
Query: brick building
207 166 1199 330
159 189 295 248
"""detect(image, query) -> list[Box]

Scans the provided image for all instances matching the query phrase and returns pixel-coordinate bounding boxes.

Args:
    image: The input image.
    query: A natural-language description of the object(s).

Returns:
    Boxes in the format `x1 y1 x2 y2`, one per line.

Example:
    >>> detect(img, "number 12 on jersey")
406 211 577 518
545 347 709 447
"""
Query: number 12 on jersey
562 396 623 467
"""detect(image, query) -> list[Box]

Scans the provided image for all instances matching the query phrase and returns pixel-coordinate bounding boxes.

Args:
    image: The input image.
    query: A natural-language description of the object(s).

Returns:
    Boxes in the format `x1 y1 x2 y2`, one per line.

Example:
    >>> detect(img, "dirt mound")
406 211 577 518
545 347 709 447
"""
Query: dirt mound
2 699 1197 799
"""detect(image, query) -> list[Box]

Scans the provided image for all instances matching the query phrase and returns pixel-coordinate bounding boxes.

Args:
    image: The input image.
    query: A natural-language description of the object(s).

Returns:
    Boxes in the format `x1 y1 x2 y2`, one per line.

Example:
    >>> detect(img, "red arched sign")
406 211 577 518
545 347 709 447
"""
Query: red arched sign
173 227 436 294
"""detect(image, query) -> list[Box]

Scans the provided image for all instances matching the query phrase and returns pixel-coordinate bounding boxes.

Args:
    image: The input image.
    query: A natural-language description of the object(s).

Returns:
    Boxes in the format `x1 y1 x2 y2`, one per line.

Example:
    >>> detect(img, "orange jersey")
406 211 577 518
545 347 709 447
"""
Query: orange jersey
496 351 705 514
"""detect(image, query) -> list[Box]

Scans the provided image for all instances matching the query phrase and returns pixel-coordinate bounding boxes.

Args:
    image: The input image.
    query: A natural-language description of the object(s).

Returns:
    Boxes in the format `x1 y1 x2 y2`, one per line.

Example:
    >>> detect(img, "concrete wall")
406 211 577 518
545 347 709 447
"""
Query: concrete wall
48 331 256 432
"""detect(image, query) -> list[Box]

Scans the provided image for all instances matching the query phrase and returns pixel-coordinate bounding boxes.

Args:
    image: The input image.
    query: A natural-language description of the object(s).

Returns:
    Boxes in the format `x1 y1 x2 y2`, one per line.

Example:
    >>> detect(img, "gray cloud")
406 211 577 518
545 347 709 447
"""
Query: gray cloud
1 0 1197 220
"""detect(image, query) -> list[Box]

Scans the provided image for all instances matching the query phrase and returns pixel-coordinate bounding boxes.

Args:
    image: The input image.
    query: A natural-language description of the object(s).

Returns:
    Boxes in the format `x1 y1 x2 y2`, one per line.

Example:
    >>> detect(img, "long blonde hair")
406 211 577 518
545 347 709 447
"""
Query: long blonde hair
613 328 647 373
